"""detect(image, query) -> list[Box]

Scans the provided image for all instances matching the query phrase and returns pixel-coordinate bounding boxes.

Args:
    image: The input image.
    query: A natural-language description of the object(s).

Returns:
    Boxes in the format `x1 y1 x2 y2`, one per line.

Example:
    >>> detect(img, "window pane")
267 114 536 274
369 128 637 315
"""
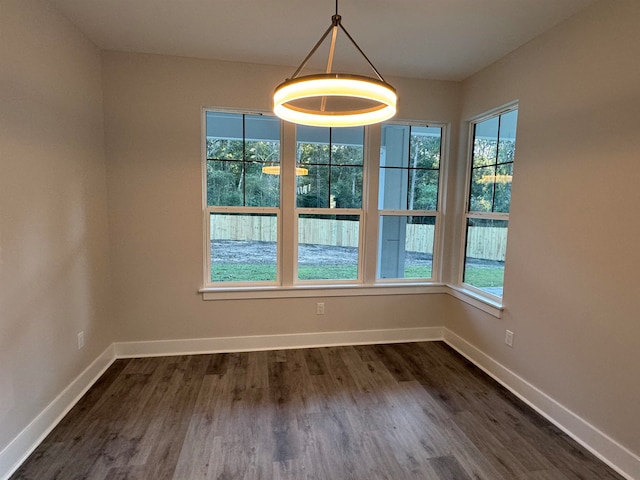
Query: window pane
408 169 439 211
410 127 441 169
378 216 435 279
330 166 362 208
497 109 518 164
381 125 409 168
493 163 513 213
469 166 496 212
379 167 409 210
298 215 359 281
297 165 330 208
210 213 278 283
206 112 243 161
297 126 330 164
331 128 364 165
206 160 243 207
463 218 508 296
206 112 281 208
296 126 364 209
246 163 279 207
380 123 441 213
473 116 499 167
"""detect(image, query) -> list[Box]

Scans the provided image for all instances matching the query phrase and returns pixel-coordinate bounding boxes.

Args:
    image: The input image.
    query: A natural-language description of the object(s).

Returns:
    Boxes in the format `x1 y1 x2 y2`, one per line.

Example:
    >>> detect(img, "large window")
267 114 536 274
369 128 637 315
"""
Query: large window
205 112 281 284
378 124 442 280
296 126 364 282
462 107 518 298
203 110 446 291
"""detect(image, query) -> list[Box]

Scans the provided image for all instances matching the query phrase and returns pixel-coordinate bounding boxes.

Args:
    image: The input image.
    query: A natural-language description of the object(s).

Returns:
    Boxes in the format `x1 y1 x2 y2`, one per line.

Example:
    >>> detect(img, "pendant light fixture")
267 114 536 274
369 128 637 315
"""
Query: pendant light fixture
273 1 397 128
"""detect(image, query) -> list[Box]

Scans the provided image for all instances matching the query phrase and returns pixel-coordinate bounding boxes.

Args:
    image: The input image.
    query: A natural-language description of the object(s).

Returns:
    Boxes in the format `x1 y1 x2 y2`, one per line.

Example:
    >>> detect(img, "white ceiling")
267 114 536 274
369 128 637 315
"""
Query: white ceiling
48 0 597 81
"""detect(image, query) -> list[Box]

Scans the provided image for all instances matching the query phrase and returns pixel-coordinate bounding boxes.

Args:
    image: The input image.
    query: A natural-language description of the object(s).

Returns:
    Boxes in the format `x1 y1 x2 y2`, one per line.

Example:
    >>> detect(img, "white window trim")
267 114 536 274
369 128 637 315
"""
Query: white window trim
201 109 448 297
456 101 518 309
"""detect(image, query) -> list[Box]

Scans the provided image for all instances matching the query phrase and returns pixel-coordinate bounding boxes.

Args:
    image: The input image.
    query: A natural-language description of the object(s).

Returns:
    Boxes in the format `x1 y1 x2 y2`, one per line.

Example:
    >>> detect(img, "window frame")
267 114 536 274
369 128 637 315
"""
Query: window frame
458 102 518 302
376 122 445 283
201 108 449 299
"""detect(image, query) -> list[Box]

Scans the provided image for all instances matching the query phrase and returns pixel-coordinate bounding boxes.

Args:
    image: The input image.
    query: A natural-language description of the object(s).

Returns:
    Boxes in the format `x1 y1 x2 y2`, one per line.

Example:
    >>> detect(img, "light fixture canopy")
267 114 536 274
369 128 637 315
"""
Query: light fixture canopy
273 3 397 128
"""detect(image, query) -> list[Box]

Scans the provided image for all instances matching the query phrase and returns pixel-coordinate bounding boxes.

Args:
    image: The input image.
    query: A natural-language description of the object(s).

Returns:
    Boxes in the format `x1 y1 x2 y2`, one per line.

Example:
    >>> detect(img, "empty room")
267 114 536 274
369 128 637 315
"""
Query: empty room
1 0 639 478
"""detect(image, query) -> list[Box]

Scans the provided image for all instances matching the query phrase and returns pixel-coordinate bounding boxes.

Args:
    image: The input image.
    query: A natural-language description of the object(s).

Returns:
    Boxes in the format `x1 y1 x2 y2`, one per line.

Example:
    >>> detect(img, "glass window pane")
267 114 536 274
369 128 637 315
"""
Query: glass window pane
245 115 280 167
298 215 359 281
493 163 513 213
297 126 330 164
473 116 499 167
246 163 280 207
408 169 439 211
331 128 364 165
381 125 409 168
410 127 441 169
463 218 508 297
210 213 278 283
206 112 244 161
469 166 496 212
206 160 243 206
498 109 518 165
378 216 435 279
379 167 409 210
330 166 362 209
297 165 329 208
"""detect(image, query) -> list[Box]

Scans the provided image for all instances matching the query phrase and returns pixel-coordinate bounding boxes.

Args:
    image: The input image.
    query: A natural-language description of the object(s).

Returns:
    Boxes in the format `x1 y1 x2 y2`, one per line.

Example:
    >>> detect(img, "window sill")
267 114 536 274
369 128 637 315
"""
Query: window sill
200 282 449 301
446 284 504 318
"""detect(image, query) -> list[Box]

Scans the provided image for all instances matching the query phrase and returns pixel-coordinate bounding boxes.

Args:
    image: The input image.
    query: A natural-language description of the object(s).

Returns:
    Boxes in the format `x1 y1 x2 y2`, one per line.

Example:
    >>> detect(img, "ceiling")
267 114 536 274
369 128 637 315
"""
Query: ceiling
48 0 597 81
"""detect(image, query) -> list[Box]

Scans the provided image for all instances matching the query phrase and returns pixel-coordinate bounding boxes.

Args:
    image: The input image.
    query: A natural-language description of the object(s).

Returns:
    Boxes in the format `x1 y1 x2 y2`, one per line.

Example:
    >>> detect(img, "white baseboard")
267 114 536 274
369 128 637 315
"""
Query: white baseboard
0 344 116 480
443 328 640 480
3 327 637 480
114 326 445 358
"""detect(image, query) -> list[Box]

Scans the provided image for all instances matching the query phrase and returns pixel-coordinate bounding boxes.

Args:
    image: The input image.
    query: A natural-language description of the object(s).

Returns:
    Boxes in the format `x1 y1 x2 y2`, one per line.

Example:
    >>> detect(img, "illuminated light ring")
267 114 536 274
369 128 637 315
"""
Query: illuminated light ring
273 74 397 128
262 165 309 176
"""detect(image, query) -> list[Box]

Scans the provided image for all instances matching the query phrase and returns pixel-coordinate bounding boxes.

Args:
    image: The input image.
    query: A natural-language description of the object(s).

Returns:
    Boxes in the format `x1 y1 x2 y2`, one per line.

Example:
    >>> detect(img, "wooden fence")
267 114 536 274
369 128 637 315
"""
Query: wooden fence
210 215 507 260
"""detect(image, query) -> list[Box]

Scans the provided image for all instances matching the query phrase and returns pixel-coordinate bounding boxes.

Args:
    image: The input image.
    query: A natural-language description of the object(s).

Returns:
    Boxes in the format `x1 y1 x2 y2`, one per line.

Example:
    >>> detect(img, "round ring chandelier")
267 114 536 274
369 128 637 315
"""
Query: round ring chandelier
273 3 397 128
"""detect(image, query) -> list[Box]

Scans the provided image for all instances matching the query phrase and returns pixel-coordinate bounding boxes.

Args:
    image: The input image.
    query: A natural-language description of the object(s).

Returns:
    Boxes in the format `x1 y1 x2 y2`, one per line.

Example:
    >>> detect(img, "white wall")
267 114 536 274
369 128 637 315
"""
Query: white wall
0 0 112 455
101 52 459 343
447 0 640 464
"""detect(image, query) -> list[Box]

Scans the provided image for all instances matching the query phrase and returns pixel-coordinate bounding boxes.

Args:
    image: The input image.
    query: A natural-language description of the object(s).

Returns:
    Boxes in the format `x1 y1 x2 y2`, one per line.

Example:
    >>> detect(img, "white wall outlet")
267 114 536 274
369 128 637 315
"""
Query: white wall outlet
77 331 85 350
316 302 325 315
505 330 514 347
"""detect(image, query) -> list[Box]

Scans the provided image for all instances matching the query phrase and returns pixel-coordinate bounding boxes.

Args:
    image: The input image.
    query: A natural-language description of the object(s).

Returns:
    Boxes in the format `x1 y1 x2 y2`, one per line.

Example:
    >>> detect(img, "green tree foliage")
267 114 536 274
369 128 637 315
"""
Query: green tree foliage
206 138 280 207
469 138 515 213
408 133 440 211
296 142 363 209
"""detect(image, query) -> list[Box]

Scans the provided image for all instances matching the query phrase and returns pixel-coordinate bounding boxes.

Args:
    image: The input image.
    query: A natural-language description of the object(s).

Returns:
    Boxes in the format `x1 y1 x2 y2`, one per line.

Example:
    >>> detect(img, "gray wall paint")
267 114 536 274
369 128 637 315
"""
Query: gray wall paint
1 0 638 470
0 0 112 451
101 52 459 343
448 0 640 455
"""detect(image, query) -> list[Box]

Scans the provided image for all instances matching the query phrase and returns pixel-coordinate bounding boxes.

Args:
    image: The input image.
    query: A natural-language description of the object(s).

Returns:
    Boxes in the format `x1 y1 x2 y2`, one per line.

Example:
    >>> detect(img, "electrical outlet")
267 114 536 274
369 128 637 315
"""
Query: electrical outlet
77 331 85 350
316 302 325 315
505 330 514 347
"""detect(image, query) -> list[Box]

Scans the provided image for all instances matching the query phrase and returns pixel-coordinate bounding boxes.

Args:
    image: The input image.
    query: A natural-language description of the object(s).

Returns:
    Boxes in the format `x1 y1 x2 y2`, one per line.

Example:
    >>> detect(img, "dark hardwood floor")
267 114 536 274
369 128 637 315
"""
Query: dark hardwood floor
11 342 624 479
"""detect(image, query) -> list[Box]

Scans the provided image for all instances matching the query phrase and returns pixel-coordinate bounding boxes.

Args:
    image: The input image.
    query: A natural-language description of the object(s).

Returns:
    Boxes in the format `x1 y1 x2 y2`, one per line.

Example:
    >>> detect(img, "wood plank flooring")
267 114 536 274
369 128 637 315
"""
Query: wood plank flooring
10 342 624 479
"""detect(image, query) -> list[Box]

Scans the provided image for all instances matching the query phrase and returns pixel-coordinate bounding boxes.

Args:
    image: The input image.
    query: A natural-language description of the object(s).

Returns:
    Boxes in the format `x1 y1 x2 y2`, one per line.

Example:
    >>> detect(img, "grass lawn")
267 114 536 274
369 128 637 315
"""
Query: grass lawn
211 263 503 287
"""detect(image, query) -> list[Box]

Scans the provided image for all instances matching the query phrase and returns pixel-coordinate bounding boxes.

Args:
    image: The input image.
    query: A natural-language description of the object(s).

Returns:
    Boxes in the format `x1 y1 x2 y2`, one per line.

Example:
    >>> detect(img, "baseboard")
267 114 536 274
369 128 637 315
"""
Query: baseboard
114 326 445 358
0 344 116 480
443 328 640 480
4 328 637 480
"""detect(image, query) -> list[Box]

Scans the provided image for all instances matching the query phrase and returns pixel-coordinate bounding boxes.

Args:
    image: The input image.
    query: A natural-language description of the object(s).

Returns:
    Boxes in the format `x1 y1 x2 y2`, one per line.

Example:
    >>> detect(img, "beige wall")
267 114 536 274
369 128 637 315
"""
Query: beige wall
102 52 459 342
448 0 640 455
2 0 638 473
0 0 112 452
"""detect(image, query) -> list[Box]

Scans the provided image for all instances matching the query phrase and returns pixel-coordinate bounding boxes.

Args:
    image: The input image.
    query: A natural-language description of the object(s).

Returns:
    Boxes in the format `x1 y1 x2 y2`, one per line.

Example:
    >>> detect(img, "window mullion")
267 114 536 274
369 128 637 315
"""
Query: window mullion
362 124 381 284
280 121 297 287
